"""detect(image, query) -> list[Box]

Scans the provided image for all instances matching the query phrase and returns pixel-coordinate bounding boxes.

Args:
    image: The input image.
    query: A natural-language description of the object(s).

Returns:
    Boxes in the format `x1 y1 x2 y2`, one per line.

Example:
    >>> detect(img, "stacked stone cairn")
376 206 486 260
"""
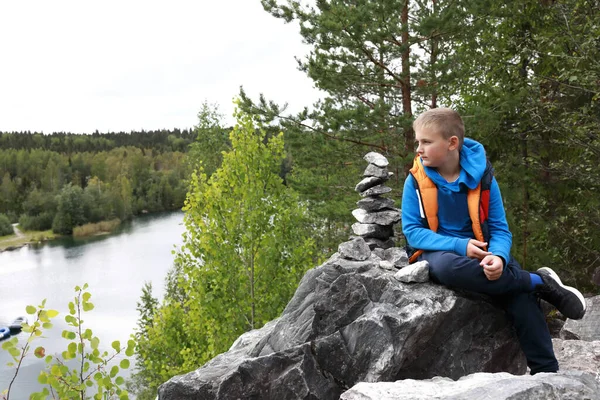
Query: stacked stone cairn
336 151 429 282
351 151 400 250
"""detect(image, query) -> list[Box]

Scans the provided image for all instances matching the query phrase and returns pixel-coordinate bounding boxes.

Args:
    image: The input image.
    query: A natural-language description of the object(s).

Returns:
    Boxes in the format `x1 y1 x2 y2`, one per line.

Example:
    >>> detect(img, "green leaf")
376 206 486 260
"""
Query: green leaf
91 337 100 350
119 359 130 369
68 342 77 355
38 373 48 384
111 340 121 352
26 305 36 314
110 365 119 377
115 376 125 385
82 302 94 312
83 292 91 302
46 309 59 318
51 365 61 376
2 340 14 350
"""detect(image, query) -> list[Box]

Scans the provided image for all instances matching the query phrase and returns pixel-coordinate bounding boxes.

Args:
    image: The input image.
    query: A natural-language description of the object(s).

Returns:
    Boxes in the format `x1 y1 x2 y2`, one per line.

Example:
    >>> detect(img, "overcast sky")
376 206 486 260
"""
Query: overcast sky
0 0 322 134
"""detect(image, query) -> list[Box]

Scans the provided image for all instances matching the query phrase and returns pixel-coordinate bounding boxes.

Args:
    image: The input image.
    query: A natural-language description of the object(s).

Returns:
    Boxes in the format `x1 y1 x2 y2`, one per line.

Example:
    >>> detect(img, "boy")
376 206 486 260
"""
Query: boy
401 108 586 374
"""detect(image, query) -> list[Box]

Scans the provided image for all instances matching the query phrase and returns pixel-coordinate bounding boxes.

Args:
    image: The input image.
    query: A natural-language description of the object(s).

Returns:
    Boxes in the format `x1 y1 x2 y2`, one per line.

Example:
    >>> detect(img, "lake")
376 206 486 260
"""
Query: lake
0 211 185 399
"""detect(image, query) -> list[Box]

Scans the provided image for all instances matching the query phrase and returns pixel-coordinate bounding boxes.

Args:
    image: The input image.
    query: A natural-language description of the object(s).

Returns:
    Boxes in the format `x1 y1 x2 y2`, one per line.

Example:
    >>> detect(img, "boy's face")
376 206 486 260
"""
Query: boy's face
415 126 457 169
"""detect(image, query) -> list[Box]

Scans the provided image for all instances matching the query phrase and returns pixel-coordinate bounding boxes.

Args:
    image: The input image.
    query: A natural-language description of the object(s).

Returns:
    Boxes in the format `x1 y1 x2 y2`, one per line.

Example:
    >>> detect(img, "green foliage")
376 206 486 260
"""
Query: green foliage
187 102 230 177
52 184 86 234
1 284 135 400
132 108 317 396
0 213 12 236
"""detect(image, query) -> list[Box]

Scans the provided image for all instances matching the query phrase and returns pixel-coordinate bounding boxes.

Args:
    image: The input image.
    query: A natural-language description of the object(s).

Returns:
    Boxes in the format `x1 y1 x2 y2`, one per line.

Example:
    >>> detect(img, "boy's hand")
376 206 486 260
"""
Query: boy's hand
466 239 491 260
480 255 503 281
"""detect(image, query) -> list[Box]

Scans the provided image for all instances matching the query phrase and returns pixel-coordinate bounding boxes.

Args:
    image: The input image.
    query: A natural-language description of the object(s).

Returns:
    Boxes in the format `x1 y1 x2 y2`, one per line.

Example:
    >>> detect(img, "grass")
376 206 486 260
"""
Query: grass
0 229 57 251
72 219 121 238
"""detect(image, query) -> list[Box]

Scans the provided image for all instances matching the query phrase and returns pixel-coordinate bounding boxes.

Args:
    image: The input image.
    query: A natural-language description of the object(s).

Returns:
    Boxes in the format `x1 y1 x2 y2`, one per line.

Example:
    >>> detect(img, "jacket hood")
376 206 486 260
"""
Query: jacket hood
423 138 487 191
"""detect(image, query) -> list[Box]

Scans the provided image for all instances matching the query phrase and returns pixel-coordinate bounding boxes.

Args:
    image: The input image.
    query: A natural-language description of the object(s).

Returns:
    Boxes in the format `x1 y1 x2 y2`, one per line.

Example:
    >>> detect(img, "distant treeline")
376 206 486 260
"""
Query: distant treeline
0 129 197 153
0 130 192 234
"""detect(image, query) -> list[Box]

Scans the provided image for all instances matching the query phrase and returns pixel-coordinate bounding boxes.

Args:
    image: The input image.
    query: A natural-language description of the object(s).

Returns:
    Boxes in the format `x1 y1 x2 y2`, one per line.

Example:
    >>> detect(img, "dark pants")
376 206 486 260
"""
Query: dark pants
420 251 558 374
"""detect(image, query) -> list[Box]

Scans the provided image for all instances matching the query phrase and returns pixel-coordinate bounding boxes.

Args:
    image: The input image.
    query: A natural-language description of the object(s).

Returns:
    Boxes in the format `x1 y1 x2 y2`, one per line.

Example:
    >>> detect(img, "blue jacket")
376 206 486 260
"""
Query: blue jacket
401 138 512 263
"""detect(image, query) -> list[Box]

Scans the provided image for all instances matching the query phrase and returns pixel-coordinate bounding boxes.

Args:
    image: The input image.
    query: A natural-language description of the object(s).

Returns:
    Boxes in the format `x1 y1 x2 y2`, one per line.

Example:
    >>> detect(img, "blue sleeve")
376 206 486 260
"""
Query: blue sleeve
487 178 512 263
402 175 470 255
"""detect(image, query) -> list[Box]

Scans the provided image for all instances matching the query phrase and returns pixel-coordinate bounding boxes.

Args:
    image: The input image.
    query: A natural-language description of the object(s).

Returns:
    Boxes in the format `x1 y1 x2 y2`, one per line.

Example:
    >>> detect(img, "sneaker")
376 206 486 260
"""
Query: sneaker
535 267 586 320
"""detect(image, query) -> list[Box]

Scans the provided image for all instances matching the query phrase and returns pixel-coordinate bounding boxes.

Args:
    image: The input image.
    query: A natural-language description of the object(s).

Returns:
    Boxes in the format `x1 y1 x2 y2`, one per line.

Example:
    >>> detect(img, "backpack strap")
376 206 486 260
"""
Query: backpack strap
408 155 438 263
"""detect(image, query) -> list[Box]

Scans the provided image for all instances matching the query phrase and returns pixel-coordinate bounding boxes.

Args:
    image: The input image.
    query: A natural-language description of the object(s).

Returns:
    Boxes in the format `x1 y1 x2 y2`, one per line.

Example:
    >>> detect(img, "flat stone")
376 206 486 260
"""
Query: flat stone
338 237 372 261
355 176 386 192
360 185 392 197
352 209 368 223
351 223 394 239
394 261 429 283
363 209 401 225
364 152 389 168
364 238 396 250
357 197 397 212
560 296 600 341
363 164 389 179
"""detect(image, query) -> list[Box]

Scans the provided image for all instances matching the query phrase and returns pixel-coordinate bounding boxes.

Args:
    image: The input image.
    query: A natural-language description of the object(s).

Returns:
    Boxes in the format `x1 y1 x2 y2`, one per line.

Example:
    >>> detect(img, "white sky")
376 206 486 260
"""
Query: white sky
0 0 322 133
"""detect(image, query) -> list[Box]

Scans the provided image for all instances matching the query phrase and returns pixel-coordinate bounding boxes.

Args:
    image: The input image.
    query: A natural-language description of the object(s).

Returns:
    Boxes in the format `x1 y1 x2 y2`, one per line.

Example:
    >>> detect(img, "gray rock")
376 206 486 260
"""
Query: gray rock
340 370 600 400
352 209 400 225
394 261 429 283
351 223 394 239
552 339 600 375
352 208 368 223
357 197 397 212
159 252 527 400
363 164 389 179
371 248 385 259
360 185 392 197
561 296 600 341
364 237 396 250
355 176 386 192
379 260 395 270
364 152 389 168
383 247 409 268
338 237 372 261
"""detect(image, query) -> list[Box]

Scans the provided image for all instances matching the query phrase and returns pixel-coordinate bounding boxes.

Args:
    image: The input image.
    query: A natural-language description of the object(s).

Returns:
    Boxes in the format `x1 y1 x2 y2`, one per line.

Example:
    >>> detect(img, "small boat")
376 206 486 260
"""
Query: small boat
0 326 9 341
9 316 27 334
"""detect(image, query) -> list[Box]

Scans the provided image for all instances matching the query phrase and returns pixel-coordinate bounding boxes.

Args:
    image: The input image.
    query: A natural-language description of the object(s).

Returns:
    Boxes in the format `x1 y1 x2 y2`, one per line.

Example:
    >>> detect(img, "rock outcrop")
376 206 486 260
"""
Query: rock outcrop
560 295 600 341
158 246 526 400
553 338 600 375
340 338 600 400
340 370 600 400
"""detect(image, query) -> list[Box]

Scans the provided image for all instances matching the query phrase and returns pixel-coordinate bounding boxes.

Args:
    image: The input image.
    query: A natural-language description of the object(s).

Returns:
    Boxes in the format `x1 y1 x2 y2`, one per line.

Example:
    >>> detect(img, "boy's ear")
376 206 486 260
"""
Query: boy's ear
448 136 459 150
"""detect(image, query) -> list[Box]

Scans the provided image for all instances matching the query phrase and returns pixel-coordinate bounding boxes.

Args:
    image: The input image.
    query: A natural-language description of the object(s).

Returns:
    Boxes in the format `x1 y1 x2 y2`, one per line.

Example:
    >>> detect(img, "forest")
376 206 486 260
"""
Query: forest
0 0 598 398
0 129 198 235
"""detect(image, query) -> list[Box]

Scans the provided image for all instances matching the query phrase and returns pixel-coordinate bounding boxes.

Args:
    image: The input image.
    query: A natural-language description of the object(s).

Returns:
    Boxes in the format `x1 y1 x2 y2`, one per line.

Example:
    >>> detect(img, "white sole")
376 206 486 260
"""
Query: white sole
538 267 587 313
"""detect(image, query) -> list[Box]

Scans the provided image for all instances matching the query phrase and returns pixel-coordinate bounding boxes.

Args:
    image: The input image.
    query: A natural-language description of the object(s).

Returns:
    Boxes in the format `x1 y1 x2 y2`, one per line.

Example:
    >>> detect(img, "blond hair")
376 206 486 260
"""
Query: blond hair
413 108 465 150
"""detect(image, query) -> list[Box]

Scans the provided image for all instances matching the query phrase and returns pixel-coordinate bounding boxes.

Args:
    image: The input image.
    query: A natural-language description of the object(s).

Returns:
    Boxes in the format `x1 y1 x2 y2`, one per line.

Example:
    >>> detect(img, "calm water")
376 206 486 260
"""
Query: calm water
0 211 185 398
